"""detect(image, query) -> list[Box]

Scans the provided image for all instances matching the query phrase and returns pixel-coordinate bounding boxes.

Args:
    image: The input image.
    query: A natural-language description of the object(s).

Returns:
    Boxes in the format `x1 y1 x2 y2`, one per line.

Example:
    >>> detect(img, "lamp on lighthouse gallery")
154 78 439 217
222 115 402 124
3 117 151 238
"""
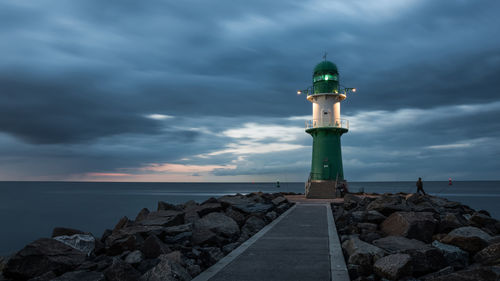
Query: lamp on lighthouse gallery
298 59 356 199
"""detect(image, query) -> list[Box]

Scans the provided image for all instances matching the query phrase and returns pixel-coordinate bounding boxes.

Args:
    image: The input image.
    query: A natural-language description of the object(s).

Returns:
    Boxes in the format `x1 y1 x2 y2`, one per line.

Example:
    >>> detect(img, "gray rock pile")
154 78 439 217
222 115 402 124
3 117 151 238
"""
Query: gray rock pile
1 192 294 281
334 193 500 281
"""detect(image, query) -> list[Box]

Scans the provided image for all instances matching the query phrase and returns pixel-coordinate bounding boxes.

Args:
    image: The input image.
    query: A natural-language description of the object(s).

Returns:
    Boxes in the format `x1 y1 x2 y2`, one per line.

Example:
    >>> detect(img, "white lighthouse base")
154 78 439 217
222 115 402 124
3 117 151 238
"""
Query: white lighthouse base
305 180 345 199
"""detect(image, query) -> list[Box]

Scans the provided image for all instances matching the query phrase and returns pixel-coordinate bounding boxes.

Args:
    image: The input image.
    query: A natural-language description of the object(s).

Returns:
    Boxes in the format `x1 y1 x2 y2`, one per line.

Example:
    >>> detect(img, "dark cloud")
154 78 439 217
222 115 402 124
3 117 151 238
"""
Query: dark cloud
0 0 499 180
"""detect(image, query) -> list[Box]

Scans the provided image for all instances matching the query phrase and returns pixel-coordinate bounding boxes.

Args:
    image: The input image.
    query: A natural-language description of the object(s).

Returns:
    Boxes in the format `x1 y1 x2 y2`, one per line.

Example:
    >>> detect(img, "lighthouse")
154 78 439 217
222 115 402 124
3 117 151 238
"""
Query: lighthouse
298 60 355 198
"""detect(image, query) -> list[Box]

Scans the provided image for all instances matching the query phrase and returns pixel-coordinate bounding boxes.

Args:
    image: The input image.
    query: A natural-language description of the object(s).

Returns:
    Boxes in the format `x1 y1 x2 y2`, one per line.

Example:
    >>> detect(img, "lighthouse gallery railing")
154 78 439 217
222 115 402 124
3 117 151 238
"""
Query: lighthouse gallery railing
305 119 349 129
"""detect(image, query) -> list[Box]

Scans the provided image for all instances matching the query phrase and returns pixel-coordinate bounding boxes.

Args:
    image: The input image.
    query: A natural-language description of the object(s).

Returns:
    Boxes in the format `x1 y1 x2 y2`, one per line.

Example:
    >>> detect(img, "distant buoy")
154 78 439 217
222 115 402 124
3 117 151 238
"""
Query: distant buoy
448 177 453 186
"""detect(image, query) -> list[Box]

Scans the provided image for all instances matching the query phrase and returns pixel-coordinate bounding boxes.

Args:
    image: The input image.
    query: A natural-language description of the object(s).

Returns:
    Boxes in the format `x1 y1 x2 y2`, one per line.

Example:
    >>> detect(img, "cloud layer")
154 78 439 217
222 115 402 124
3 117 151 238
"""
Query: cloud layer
1 0 499 181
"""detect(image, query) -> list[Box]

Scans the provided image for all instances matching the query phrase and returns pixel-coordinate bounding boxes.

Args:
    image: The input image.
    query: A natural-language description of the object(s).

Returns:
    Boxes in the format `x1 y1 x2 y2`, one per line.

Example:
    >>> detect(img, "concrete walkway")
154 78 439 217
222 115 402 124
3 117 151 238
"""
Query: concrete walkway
193 200 349 281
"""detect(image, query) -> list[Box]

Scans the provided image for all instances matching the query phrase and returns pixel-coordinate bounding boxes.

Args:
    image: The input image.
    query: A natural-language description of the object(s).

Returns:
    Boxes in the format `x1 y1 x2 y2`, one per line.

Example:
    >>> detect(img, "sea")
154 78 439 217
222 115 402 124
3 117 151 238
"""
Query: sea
0 181 499 256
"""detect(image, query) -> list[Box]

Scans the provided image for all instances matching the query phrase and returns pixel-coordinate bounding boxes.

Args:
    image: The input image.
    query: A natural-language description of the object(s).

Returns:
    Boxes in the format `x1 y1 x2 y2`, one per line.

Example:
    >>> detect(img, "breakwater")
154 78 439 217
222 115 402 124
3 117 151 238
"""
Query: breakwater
0 192 295 281
334 193 500 280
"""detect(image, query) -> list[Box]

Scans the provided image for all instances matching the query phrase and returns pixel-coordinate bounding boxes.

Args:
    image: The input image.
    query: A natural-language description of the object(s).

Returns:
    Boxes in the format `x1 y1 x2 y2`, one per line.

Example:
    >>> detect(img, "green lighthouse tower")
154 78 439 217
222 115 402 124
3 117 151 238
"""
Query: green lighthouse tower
298 60 355 198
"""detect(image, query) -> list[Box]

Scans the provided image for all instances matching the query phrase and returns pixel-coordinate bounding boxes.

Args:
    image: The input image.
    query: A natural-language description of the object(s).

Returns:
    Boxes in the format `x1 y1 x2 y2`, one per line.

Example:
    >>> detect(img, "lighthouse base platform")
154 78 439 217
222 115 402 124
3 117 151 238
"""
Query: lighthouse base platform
305 180 344 199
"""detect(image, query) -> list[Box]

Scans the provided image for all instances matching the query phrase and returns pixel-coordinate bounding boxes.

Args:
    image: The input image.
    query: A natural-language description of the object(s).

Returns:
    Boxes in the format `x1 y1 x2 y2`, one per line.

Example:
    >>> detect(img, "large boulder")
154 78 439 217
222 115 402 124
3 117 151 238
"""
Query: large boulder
380 211 437 243
53 234 95 256
432 240 469 269
219 195 274 214
135 208 150 222
157 201 181 211
342 237 385 268
4 238 86 280
373 253 412 280
196 203 223 217
141 234 171 259
404 246 447 276
192 212 239 245
52 270 105 281
271 196 288 206
139 255 191 281
104 258 141 281
137 210 185 227
224 207 246 226
125 250 144 265
437 213 464 233
474 243 500 265
366 195 409 216
424 266 500 281
372 236 427 254
239 216 266 241
441 226 492 253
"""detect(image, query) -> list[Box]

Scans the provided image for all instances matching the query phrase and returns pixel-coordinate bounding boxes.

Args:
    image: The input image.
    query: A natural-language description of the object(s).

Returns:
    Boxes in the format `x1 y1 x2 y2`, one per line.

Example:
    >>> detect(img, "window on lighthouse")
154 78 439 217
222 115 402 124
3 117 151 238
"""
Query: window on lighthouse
314 74 338 82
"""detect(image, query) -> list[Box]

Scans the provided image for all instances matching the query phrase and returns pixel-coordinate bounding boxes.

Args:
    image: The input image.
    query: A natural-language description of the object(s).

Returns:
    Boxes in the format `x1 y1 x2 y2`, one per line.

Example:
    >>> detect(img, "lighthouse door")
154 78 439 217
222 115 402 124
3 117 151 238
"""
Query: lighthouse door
321 109 332 127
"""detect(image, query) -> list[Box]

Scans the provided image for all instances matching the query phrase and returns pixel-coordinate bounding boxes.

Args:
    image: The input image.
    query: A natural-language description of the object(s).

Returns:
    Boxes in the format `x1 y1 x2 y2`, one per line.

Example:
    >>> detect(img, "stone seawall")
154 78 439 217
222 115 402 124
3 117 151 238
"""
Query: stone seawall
333 192 500 281
0 192 295 281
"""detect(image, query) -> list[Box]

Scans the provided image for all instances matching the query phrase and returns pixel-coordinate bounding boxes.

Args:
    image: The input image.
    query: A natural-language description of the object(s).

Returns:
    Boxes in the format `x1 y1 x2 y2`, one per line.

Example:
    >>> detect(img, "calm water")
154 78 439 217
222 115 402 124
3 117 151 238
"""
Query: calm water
0 181 499 256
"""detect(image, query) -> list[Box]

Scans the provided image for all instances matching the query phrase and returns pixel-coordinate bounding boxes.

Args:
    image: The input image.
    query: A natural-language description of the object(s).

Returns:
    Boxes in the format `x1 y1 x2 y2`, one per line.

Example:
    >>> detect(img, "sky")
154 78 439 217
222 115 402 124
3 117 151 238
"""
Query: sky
1 0 499 182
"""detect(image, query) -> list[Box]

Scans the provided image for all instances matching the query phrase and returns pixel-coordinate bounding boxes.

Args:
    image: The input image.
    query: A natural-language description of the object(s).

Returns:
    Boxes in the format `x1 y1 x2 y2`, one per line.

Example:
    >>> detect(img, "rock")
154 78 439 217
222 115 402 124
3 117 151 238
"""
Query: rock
125 250 144 265
404 246 447 276
3 238 86 280
424 265 500 281
51 227 87 238
164 223 193 236
490 235 500 244
141 235 171 259
365 211 387 224
52 270 105 281
342 237 385 267
187 264 201 277
224 207 246 226
265 211 277 222
219 195 274 214
239 216 266 241
139 255 191 281
77 255 113 272
136 258 161 275
27 271 57 281
163 251 184 266
469 213 498 227
441 226 492 253
196 203 223 217
437 213 463 233
358 223 378 232
200 247 224 266
474 243 500 265
344 194 363 210
158 201 181 211
380 212 437 243
53 234 95 255
222 242 240 254
164 231 192 244
366 195 409 216
135 208 150 222
432 240 469 269
420 266 454 280
105 233 142 256
137 210 185 227
275 203 290 214
104 258 141 281
373 253 412 280
113 216 132 231
359 232 382 243
192 212 239 245
372 236 427 254
271 196 287 206
0 256 7 272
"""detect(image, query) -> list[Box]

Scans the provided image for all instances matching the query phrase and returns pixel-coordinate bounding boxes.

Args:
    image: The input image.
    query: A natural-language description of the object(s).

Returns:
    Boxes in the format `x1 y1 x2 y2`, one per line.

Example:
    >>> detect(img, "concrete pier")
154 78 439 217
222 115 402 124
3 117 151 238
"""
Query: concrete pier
193 197 348 281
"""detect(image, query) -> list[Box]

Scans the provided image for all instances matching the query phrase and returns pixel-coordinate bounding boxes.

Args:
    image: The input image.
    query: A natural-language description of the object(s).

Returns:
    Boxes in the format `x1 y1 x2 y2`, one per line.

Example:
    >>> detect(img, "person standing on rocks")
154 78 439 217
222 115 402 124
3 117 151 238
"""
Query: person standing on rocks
416 177 426 195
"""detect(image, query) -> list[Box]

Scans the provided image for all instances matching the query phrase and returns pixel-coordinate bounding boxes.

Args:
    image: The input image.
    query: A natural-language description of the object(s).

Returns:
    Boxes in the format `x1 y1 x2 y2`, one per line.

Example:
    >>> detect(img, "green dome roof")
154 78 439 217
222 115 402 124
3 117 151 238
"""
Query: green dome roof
313 61 338 75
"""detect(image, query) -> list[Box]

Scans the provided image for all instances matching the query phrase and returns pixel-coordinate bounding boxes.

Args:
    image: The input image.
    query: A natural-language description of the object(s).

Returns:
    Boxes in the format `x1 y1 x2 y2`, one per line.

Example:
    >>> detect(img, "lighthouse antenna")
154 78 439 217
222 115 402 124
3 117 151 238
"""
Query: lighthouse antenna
322 52 328 61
